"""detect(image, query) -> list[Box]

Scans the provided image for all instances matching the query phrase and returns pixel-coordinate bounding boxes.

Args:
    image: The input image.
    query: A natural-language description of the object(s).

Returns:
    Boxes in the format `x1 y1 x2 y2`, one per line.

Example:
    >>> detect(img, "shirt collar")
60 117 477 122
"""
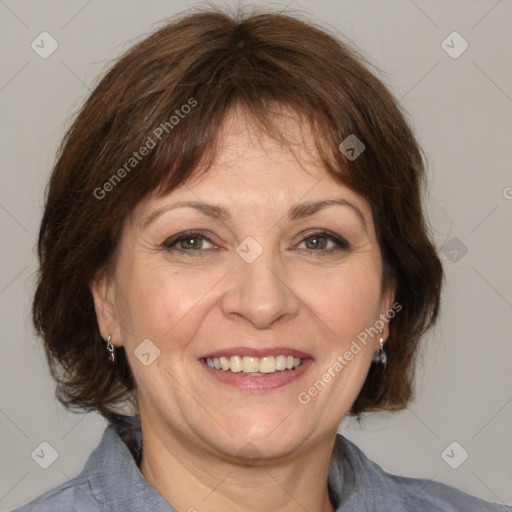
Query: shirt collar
82 416 358 511
82 422 176 511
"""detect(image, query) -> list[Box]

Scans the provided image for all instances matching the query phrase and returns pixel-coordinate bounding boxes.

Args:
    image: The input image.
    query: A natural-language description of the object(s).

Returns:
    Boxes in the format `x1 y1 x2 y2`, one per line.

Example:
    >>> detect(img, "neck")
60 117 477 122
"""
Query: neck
139 418 337 512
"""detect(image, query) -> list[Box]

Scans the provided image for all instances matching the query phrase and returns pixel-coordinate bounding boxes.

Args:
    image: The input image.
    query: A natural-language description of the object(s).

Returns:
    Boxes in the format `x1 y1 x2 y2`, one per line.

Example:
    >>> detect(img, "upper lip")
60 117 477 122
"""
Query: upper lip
198 347 313 360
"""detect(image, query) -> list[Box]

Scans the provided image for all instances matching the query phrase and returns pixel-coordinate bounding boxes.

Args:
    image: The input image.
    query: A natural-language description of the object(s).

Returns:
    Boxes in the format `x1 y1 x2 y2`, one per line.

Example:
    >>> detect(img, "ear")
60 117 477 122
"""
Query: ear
378 285 397 345
90 271 122 347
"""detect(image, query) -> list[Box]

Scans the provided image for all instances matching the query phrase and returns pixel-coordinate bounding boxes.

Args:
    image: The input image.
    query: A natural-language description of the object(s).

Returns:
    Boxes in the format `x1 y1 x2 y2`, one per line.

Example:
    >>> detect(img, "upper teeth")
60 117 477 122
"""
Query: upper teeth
205 355 303 373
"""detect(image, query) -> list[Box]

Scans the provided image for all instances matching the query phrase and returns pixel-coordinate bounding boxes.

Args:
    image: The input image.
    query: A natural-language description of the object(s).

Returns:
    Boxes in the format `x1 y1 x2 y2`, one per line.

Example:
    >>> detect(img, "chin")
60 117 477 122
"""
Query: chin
201 416 312 462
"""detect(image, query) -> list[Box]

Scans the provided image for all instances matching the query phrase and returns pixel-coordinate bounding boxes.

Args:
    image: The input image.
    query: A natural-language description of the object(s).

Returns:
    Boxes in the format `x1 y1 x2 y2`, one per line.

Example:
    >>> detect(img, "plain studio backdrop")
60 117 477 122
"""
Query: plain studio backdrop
0 0 511 510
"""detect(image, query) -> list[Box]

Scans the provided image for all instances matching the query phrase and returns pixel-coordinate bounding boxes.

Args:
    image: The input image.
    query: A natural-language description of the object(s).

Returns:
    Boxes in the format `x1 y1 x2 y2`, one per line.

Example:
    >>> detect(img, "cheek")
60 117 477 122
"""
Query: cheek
298 261 382 339
116 259 225 346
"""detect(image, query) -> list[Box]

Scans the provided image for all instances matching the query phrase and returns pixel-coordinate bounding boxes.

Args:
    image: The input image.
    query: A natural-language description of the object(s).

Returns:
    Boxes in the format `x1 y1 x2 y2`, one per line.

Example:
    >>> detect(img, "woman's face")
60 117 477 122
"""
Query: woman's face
92 108 394 461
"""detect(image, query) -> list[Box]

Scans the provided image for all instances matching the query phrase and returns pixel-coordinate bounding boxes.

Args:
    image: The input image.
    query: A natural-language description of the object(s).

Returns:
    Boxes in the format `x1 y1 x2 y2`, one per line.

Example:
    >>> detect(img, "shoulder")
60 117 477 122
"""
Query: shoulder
10 426 119 512
10 473 100 512
10 417 169 512
333 434 509 512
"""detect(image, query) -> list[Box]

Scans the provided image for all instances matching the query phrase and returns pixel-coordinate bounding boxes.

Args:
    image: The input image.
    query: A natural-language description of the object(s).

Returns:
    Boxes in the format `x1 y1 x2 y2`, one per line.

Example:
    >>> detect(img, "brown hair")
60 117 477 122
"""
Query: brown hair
33 7 443 431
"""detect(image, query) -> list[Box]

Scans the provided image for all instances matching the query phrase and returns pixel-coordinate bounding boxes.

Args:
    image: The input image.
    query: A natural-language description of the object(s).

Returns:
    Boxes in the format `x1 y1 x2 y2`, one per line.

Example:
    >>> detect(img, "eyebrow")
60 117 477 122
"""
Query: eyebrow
289 199 367 232
142 198 368 232
142 201 229 228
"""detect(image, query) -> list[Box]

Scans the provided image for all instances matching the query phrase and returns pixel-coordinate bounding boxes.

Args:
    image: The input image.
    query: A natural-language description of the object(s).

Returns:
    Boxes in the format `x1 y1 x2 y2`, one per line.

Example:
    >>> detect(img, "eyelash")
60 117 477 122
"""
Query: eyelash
162 229 350 256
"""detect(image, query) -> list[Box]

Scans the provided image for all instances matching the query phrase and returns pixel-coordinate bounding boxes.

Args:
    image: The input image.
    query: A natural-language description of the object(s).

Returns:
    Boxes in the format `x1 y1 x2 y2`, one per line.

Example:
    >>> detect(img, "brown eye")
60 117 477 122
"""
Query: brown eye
177 235 207 250
302 234 330 250
163 231 215 253
296 230 349 252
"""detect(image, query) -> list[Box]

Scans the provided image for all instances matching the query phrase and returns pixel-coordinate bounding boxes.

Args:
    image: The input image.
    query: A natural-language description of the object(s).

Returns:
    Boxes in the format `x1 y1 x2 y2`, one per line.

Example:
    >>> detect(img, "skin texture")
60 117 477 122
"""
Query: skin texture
91 107 395 512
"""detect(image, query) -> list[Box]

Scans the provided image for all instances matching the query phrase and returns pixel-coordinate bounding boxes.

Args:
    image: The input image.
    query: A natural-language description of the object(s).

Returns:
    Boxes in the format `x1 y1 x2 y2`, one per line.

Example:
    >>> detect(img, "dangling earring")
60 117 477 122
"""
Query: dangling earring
106 333 115 363
372 329 387 366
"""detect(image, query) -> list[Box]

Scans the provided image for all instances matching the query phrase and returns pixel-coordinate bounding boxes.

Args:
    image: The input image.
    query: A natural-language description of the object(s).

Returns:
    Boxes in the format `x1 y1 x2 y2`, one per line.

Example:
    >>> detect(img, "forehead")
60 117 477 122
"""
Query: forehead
132 106 370 221
191 110 324 193
209 105 323 167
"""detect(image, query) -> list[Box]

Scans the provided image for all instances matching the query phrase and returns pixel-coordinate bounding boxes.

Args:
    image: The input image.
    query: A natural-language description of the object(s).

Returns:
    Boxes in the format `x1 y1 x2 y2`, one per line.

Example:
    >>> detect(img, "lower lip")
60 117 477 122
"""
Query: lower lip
200 358 313 391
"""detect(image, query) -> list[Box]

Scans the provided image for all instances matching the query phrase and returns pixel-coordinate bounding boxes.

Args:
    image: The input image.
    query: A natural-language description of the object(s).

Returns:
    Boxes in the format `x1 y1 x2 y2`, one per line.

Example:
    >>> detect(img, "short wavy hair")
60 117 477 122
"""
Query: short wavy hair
33 7 443 427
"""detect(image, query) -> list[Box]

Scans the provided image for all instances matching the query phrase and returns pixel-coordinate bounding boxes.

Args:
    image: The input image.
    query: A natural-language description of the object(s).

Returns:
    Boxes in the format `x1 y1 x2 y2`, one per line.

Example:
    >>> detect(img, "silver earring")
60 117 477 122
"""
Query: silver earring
106 334 115 363
372 329 387 366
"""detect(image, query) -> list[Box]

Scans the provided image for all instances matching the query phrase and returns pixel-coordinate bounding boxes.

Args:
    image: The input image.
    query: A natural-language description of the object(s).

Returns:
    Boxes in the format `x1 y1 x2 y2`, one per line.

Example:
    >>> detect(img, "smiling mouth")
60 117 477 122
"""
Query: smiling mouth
202 355 303 375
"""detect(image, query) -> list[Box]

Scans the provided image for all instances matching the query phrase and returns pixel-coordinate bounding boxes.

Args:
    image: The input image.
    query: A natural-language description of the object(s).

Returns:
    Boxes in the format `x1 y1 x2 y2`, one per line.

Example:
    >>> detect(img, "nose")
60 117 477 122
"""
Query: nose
220 247 300 329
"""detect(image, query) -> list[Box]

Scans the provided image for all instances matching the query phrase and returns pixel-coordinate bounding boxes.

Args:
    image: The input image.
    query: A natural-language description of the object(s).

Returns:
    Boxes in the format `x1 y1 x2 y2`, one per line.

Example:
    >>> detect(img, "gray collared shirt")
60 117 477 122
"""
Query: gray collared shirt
12 420 509 511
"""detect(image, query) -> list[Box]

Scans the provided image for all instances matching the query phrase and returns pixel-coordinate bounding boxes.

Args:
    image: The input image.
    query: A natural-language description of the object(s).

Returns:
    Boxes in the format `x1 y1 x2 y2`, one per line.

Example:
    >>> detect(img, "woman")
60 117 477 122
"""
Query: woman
13 7 506 512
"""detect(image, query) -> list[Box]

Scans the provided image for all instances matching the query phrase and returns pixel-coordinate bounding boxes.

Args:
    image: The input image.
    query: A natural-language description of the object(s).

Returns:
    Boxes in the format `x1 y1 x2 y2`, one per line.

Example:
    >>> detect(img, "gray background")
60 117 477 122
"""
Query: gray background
1 0 511 509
